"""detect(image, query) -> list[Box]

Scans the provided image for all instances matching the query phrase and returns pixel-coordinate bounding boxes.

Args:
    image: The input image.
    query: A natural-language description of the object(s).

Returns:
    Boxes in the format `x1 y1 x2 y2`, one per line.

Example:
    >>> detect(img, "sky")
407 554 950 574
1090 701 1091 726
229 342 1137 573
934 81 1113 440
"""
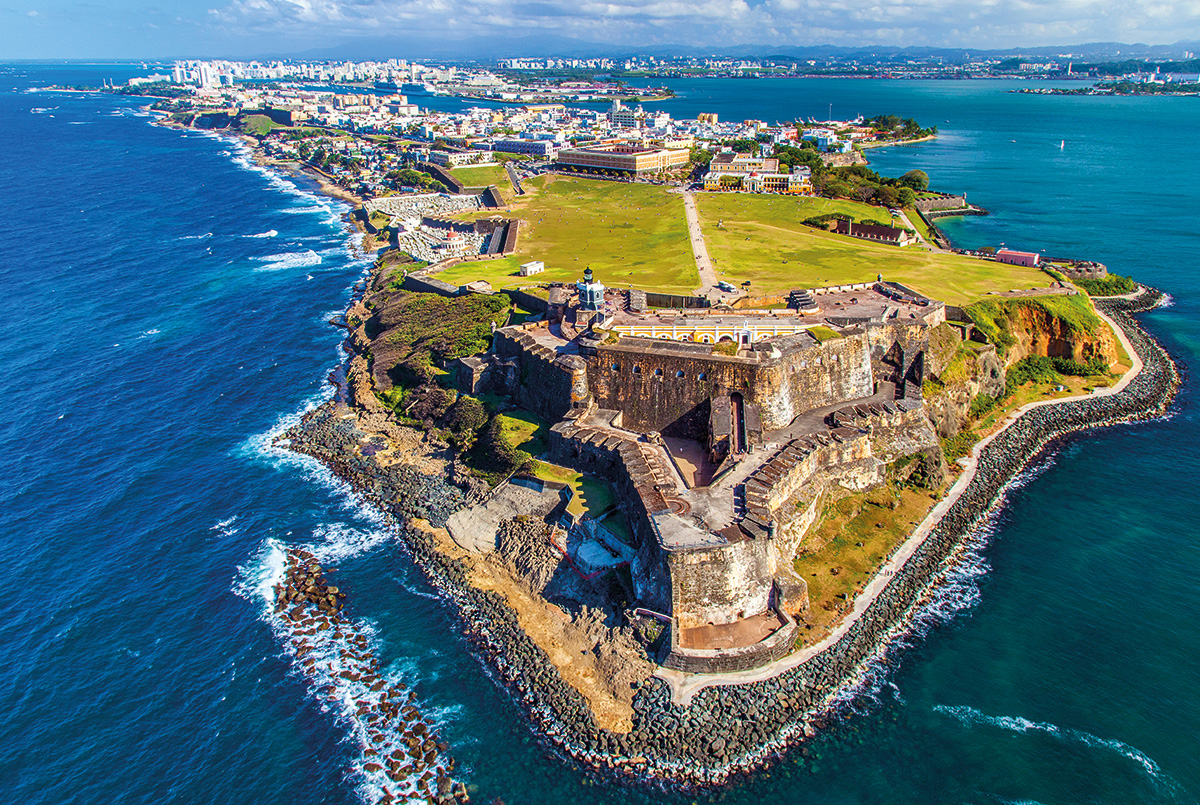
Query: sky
1 0 1199 60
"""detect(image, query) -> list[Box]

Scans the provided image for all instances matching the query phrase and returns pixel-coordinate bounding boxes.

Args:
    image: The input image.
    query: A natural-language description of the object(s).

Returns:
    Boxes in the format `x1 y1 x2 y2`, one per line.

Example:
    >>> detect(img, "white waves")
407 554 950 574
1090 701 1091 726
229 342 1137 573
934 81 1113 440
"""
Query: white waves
933 705 1169 782
253 250 322 272
244 229 278 239
308 521 392 565
235 540 458 804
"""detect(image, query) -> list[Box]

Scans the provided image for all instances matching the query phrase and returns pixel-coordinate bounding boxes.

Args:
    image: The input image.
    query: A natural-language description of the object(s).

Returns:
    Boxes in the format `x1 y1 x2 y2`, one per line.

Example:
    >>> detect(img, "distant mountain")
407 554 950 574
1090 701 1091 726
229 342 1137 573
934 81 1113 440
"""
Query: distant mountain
263 36 1200 65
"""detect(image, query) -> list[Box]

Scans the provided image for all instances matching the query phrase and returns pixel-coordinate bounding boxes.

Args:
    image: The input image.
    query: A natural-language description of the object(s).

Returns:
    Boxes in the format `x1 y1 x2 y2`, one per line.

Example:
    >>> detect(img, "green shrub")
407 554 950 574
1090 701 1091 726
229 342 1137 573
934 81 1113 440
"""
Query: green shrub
802 212 852 228
942 431 980 462
1004 355 1110 396
469 415 532 479
969 393 1000 419
1075 274 1137 297
443 396 488 447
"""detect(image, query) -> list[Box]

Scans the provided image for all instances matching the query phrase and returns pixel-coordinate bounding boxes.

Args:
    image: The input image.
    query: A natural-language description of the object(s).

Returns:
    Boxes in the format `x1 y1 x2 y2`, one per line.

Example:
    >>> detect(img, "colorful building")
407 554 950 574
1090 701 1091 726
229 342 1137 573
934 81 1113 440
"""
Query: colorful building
994 249 1041 267
556 143 690 174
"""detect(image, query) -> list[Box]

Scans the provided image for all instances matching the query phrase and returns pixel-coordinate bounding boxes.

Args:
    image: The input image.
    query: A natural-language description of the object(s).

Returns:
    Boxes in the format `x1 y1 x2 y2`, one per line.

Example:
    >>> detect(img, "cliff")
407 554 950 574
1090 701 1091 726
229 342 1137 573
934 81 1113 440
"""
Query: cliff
923 294 1118 439
967 295 1119 367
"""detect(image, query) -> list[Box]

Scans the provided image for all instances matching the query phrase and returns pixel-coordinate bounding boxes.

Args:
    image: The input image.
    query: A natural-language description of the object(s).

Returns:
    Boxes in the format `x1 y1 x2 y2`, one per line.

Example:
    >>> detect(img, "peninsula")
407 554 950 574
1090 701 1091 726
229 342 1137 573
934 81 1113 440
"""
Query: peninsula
150 84 1179 797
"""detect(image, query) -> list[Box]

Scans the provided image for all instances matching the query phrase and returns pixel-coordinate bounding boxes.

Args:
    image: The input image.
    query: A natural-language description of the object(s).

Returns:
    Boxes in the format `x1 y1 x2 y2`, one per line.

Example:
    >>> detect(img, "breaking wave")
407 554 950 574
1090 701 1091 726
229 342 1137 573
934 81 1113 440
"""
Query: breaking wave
235 538 460 804
253 250 322 272
933 704 1171 783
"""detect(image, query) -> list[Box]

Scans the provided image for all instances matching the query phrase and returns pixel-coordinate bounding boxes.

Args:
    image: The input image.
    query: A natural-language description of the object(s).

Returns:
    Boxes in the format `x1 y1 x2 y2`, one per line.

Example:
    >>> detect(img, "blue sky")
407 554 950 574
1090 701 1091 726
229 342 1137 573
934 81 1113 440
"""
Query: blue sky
2 0 1198 59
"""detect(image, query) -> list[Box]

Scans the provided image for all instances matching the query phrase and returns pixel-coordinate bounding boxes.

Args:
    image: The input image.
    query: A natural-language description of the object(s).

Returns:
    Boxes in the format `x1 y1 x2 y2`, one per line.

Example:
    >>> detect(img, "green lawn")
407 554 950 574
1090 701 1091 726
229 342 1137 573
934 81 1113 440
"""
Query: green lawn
694 194 1051 306
436 176 699 294
532 460 618 519
498 411 550 457
451 163 508 189
434 256 529 289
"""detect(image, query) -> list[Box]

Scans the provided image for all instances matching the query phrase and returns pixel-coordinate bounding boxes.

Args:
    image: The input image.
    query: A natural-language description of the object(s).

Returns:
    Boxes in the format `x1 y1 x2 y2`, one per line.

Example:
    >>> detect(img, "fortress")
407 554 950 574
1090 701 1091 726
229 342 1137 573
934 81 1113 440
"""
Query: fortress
451 271 947 674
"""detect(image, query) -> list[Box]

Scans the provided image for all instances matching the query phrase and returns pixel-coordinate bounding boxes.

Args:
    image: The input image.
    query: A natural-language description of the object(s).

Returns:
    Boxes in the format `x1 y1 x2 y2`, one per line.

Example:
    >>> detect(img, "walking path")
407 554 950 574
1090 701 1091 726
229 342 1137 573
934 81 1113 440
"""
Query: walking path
895 209 939 251
681 190 720 298
657 309 1143 704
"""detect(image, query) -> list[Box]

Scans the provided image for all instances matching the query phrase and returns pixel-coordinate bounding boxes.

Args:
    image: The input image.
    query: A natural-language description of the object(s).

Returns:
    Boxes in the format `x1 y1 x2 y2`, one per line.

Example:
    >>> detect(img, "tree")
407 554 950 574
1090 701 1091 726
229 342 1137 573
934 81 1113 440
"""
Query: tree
722 138 761 154
900 169 929 191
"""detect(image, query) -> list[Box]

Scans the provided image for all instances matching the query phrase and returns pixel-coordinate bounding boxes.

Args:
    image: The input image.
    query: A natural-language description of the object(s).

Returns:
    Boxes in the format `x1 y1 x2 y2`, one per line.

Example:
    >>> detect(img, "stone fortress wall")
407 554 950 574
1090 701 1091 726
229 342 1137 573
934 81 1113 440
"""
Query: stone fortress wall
458 281 946 675
587 333 874 434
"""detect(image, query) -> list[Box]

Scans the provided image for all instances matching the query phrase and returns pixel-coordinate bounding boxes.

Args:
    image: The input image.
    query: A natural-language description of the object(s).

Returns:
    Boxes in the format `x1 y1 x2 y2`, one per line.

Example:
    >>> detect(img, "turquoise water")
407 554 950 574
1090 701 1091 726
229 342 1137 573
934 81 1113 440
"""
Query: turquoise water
0 69 1195 803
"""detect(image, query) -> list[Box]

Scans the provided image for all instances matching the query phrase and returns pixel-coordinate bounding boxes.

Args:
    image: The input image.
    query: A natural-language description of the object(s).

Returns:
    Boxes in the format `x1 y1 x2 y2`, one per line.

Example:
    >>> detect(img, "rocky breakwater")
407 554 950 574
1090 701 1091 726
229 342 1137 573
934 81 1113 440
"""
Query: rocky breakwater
279 400 606 783
273 546 469 804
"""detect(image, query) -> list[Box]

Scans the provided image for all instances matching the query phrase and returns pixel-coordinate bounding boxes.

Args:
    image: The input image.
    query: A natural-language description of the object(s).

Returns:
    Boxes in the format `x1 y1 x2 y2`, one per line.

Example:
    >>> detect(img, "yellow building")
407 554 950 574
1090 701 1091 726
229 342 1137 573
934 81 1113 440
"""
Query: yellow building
610 317 815 344
557 143 690 174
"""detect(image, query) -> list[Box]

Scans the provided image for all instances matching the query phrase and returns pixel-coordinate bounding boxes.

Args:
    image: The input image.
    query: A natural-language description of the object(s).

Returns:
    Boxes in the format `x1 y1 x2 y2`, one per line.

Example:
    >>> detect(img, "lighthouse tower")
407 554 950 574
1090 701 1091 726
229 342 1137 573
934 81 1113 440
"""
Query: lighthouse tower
577 267 605 311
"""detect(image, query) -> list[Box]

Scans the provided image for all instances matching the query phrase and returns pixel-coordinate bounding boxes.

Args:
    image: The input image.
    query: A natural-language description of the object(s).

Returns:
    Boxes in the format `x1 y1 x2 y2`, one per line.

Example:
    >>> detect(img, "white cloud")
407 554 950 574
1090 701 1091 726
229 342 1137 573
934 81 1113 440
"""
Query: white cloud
206 0 1200 47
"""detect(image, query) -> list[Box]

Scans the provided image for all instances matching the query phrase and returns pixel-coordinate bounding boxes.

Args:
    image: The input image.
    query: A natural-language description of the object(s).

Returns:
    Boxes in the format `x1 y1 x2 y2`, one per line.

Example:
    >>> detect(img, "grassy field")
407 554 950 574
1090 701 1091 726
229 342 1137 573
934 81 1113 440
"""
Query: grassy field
451 163 509 189
436 176 699 294
695 193 1052 305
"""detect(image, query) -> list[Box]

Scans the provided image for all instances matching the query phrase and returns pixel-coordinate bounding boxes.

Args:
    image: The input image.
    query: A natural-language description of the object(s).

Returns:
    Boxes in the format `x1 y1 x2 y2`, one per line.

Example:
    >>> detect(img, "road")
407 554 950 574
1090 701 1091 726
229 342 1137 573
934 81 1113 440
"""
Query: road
895 208 941 251
680 190 720 298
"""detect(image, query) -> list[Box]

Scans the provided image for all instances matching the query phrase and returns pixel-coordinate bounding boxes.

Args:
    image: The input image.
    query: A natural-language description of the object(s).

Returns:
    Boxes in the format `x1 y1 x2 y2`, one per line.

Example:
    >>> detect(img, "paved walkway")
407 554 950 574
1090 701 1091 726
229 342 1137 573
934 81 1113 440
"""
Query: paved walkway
681 190 719 298
895 209 937 251
656 309 1144 704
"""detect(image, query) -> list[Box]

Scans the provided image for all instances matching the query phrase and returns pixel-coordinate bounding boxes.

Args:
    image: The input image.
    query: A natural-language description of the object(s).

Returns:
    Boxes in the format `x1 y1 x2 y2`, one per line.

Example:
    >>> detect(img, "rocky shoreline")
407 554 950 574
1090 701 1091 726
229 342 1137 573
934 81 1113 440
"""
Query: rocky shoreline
277 275 1178 792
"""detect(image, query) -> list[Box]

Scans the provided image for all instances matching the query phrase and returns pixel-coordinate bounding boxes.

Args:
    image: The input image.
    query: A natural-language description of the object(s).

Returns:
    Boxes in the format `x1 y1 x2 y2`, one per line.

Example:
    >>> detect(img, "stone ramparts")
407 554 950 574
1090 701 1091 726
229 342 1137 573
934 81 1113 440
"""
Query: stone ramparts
492 328 589 422
589 332 873 434
743 429 876 532
663 616 799 674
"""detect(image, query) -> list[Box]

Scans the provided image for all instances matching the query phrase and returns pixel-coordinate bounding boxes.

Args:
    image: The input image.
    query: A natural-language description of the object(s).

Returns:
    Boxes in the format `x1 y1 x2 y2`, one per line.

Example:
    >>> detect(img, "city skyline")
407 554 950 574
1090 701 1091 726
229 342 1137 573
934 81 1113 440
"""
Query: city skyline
2 0 1200 60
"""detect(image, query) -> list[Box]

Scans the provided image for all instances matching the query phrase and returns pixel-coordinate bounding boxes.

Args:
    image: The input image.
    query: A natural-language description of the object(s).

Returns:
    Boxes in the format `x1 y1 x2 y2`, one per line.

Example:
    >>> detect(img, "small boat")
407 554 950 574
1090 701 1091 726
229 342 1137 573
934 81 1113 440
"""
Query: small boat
1060 139 1065 150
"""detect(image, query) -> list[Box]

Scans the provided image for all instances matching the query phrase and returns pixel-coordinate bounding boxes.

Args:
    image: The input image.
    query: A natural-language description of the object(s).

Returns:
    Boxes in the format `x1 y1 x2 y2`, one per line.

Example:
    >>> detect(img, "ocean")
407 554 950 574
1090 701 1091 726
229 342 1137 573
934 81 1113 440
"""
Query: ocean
1 65 1196 804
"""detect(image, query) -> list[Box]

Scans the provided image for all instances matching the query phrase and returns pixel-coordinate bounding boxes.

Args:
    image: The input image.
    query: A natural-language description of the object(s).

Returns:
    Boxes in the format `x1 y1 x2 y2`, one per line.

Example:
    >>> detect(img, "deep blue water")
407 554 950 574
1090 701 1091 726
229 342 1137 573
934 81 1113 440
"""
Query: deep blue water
1 68 1197 804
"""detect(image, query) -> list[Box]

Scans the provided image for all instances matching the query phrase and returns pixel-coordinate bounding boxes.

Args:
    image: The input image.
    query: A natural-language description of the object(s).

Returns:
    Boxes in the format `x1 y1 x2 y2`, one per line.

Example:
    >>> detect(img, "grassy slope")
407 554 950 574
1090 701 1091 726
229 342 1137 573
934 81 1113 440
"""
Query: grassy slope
497 411 550 457
240 114 281 137
793 486 938 647
695 194 1051 305
532 460 617 518
435 176 699 293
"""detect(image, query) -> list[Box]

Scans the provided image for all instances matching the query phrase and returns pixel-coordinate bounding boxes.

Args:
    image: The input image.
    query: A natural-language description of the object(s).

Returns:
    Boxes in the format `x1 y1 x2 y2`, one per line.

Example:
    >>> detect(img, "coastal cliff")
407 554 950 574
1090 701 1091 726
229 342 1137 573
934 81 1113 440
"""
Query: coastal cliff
924 294 1121 439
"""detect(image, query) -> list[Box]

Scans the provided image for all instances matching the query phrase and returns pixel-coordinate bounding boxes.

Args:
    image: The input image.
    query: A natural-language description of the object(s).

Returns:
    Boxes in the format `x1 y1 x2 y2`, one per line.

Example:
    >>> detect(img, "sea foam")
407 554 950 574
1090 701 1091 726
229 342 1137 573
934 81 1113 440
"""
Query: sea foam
253 250 322 271
933 704 1169 782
